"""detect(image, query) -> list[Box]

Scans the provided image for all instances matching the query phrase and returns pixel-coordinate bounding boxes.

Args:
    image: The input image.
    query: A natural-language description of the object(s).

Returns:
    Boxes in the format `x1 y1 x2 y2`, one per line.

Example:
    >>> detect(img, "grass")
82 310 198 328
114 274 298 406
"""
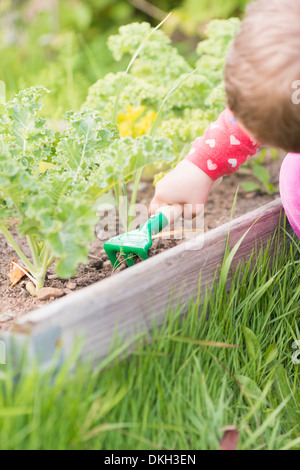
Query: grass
0 222 299 450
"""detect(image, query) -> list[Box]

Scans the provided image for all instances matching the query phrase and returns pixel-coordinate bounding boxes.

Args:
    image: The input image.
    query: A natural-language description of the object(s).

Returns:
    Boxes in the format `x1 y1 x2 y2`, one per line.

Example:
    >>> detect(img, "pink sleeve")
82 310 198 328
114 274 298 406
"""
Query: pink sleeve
186 108 260 180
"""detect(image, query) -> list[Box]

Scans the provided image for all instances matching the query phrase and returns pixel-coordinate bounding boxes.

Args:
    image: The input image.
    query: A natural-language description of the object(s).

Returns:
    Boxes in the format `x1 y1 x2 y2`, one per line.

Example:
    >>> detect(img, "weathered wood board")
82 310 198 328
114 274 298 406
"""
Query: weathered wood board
0 198 295 367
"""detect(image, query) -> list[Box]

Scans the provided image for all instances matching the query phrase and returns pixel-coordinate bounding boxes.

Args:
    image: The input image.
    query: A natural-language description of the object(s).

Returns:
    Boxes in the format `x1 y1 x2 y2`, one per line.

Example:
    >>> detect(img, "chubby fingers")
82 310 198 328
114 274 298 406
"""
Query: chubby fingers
149 197 203 220
149 195 168 215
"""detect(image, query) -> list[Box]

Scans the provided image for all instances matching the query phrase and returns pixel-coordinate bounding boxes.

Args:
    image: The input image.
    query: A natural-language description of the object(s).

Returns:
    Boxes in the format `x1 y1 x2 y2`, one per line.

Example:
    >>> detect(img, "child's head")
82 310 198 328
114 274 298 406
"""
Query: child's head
225 0 300 152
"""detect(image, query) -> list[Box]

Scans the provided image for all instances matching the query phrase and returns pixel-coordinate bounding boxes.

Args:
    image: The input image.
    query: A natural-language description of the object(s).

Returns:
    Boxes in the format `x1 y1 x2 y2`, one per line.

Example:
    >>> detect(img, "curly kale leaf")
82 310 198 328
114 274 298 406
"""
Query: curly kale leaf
0 142 36 220
19 192 99 279
196 18 241 83
90 135 176 191
55 110 119 175
83 72 165 121
0 87 56 168
107 22 191 85
0 90 106 280
85 18 240 151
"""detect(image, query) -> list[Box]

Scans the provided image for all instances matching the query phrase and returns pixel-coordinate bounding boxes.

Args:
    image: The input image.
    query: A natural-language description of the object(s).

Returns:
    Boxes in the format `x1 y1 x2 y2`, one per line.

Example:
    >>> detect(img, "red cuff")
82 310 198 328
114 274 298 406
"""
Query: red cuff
186 108 260 180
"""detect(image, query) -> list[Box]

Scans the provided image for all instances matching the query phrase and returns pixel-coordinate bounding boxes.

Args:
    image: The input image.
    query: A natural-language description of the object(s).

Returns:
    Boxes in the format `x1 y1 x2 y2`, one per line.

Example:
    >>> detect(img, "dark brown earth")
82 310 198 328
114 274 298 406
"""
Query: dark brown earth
0 151 285 330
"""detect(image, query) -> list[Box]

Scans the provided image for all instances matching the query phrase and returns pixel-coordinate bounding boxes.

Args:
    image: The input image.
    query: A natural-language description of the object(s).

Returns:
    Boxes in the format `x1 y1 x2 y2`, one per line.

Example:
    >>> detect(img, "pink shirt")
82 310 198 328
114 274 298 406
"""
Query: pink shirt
186 108 260 180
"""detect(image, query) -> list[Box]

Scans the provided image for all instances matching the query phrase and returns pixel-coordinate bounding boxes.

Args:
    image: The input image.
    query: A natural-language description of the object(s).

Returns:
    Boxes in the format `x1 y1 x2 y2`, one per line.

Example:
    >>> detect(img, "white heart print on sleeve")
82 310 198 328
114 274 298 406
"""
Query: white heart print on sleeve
230 136 241 146
207 160 218 171
205 139 216 148
228 158 238 168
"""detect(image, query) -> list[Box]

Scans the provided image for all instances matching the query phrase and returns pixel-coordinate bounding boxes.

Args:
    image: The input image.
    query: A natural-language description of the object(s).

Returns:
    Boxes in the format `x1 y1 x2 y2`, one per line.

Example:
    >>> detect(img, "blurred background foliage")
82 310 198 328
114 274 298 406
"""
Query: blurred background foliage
0 0 250 117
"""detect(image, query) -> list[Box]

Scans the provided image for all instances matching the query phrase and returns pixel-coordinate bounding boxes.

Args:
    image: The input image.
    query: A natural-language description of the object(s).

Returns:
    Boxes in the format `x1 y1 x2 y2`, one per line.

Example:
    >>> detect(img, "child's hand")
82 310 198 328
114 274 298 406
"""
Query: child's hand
149 159 223 218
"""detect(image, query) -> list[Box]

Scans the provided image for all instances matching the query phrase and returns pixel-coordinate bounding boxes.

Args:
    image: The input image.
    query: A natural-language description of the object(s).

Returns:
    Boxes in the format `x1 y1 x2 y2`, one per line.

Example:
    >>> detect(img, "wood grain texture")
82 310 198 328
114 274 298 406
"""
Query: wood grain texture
8 198 294 361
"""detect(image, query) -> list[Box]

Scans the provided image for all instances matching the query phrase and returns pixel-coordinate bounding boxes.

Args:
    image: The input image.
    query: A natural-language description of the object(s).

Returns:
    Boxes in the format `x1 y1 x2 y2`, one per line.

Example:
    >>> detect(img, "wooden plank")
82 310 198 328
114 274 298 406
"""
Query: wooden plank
0 326 63 372
1 198 294 363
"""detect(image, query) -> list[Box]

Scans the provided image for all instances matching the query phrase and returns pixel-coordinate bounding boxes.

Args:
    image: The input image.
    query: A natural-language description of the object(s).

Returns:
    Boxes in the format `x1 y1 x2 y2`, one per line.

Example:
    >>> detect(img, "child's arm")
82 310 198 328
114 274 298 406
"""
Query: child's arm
150 108 260 217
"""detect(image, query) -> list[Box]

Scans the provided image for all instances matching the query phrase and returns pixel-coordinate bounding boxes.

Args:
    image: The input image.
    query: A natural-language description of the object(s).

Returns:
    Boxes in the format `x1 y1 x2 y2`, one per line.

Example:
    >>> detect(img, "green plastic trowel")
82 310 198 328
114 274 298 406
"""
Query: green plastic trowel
104 212 169 270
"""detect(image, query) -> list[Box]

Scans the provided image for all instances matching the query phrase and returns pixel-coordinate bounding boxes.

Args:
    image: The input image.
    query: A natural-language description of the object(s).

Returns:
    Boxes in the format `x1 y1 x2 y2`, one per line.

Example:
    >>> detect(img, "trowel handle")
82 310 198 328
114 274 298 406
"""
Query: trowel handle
147 205 182 235
147 212 169 235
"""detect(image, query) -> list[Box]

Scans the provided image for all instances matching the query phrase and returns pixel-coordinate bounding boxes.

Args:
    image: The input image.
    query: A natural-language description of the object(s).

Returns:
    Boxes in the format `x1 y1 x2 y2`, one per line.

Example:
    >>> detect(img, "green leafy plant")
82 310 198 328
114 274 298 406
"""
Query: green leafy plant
84 18 240 153
0 87 174 292
0 17 241 292
84 17 240 198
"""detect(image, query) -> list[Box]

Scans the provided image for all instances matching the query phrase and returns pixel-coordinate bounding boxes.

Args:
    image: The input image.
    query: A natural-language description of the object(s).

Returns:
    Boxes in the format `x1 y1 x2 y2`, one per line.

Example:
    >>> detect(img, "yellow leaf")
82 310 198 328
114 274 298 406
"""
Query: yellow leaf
35 161 55 175
117 106 156 138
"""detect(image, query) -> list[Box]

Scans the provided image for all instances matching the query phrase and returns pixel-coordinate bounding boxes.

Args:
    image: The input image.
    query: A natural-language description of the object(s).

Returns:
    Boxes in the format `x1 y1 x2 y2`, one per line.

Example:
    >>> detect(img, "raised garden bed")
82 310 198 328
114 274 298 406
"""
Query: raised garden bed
0 194 294 369
0 150 283 329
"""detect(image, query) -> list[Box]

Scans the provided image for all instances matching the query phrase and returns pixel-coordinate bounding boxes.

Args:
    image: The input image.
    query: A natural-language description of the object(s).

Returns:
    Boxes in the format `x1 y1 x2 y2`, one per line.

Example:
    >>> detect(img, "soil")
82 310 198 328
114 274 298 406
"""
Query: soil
0 151 285 331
